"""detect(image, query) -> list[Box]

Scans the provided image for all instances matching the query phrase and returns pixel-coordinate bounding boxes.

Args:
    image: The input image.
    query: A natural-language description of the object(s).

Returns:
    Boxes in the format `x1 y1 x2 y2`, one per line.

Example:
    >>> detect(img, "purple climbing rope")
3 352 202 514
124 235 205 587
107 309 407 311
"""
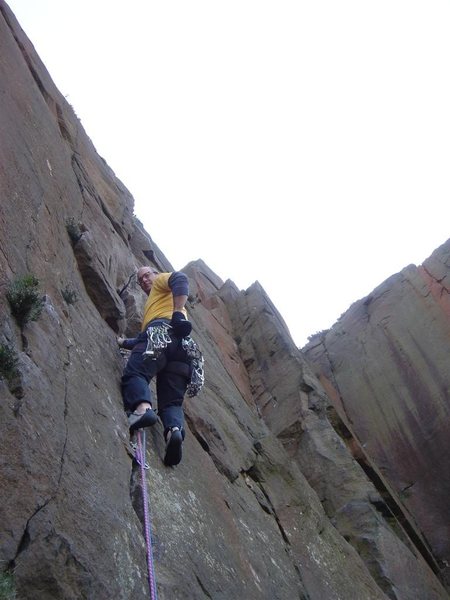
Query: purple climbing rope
136 430 158 600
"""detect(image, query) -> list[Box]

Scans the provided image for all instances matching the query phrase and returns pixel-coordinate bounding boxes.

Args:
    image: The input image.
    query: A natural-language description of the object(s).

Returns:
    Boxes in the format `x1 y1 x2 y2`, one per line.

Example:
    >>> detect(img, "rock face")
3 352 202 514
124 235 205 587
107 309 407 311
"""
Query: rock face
220 280 448 600
0 2 448 599
304 242 450 591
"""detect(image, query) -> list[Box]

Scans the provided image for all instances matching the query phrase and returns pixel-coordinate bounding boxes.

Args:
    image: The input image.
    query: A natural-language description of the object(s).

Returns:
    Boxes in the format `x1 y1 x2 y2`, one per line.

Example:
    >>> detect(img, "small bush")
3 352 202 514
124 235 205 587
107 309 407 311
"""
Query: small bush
6 274 44 327
61 285 78 305
307 329 328 343
0 344 19 382
65 218 82 244
0 570 16 600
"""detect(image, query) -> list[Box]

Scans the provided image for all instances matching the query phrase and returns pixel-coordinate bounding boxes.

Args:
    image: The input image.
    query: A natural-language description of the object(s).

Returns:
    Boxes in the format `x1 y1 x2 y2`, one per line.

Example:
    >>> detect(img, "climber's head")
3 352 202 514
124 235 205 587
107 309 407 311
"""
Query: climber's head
137 266 158 294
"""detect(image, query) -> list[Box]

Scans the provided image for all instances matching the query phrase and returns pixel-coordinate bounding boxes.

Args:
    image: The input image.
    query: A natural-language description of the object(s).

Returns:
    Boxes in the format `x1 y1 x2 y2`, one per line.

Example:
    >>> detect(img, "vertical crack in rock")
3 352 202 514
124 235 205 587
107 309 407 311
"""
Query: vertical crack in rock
71 154 128 244
70 233 125 332
129 462 143 523
55 102 75 146
57 326 71 488
327 404 441 574
241 465 311 599
244 466 290 545
318 335 354 428
242 466 311 599
420 264 447 286
195 573 213 599
9 501 49 569
10 318 73 572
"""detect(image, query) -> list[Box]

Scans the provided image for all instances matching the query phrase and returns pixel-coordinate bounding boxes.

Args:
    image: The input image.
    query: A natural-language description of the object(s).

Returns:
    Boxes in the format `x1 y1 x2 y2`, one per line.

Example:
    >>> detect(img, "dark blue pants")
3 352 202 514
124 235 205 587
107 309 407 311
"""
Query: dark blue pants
121 330 191 434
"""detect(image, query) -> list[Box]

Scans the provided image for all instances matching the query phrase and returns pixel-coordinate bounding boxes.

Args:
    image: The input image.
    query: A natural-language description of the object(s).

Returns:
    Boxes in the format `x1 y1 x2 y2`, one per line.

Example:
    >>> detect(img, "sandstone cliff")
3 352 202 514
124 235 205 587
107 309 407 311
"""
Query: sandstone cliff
304 240 450 592
0 2 448 599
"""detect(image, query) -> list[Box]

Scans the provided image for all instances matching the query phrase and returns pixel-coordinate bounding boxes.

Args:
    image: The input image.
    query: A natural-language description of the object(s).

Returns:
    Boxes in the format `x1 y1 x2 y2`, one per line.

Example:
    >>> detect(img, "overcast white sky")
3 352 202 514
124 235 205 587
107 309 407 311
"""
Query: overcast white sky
7 0 450 346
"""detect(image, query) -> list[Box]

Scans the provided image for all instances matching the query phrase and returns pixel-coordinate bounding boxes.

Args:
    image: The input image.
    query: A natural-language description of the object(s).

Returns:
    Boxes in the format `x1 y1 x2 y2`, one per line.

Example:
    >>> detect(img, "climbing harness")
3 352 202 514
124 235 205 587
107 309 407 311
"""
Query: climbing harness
143 324 205 397
135 430 158 600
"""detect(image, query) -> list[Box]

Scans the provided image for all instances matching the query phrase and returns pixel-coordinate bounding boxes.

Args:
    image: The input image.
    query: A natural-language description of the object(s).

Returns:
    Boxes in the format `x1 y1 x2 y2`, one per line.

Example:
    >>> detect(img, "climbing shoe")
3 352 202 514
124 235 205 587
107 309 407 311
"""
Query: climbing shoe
128 408 157 432
164 427 183 466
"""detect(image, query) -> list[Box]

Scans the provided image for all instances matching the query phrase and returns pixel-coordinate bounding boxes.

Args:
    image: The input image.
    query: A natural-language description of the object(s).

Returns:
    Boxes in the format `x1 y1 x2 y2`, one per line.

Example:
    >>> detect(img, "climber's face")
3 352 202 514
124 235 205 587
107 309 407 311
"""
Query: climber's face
137 267 157 294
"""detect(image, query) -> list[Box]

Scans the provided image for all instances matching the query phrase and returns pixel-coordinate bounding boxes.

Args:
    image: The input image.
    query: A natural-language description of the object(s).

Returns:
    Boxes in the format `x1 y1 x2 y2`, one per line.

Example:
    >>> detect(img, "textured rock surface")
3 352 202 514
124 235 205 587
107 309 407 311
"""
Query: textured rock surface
304 242 450 591
221 281 448 600
0 2 448 599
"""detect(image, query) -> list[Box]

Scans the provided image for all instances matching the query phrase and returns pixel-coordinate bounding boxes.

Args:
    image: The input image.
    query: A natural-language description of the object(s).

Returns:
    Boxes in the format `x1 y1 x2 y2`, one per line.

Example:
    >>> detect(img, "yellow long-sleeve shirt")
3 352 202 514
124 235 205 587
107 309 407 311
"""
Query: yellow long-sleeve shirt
141 272 188 330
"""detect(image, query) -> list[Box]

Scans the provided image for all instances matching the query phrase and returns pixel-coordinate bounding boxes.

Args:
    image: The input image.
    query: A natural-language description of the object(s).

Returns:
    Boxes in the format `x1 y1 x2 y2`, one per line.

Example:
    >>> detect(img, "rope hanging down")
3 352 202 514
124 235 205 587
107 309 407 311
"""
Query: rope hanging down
136 430 158 600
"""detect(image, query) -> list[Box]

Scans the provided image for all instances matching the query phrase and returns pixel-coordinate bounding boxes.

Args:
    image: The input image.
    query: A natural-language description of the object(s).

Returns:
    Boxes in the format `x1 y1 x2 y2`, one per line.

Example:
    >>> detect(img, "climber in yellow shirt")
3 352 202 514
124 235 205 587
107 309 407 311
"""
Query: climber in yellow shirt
118 266 195 466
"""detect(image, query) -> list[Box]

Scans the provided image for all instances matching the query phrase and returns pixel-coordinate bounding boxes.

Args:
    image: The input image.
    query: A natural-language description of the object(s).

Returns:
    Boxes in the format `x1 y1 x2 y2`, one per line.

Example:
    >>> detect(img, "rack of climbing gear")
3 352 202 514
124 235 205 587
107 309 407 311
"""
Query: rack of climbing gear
135 430 158 599
143 323 172 359
182 336 205 397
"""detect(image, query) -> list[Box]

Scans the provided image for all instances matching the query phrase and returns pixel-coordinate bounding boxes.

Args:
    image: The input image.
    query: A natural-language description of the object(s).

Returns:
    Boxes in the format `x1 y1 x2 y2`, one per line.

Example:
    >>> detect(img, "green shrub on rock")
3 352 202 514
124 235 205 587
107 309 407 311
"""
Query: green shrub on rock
0 344 19 382
61 285 78 305
6 274 44 327
0 570 16 600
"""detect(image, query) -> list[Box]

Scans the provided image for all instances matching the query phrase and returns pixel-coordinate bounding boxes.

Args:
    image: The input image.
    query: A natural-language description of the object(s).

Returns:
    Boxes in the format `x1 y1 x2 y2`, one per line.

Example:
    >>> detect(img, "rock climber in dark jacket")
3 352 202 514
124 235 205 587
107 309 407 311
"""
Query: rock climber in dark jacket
118 266 197 466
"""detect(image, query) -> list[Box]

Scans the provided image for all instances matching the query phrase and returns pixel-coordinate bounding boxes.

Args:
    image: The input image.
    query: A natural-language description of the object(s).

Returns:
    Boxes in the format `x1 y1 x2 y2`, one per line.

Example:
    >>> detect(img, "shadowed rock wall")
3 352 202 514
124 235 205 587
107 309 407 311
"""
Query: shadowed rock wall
304 242 450 590
0 2 448 599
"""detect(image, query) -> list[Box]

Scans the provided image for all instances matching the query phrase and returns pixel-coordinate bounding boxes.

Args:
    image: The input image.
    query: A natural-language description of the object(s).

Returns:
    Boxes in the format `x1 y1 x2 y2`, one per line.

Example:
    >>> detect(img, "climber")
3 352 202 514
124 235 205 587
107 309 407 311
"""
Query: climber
118 266 200 467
